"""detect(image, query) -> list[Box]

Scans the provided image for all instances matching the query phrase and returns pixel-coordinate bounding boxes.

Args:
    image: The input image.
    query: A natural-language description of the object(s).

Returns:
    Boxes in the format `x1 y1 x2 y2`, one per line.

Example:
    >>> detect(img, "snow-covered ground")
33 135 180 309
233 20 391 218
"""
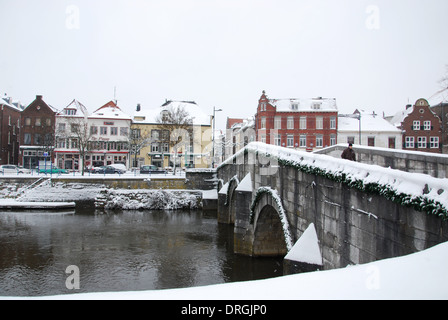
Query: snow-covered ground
4 240 447 300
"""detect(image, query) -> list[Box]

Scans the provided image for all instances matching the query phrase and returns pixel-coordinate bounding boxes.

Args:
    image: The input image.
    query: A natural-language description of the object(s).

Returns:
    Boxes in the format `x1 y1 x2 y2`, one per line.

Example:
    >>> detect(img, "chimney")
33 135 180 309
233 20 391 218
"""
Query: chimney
406 104 412 110
36 95 43 100
136 103 141 112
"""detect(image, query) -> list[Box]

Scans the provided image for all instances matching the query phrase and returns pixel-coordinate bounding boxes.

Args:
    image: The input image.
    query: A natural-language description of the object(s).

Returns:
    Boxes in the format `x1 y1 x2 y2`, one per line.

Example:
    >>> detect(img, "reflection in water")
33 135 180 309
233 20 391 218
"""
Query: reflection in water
0 209 283 297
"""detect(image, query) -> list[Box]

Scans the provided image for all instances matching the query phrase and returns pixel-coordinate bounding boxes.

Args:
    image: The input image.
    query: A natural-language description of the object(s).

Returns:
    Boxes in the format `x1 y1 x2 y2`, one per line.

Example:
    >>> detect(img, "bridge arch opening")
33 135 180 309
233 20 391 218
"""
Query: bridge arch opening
253 204 288 257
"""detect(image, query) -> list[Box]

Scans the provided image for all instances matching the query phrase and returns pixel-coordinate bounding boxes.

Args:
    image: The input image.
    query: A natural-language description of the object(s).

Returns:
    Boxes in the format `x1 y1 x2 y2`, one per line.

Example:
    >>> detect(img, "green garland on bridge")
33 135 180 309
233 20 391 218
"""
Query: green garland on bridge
274 157 448 220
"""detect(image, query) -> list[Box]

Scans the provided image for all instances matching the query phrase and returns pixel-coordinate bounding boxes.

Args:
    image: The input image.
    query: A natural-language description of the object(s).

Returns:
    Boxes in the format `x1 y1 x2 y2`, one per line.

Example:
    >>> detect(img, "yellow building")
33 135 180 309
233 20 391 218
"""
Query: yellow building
131 100 212 169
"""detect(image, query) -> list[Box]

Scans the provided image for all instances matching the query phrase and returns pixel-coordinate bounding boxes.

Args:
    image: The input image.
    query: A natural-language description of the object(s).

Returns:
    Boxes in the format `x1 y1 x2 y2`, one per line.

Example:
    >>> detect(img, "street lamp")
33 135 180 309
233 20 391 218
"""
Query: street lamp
212 107 223 168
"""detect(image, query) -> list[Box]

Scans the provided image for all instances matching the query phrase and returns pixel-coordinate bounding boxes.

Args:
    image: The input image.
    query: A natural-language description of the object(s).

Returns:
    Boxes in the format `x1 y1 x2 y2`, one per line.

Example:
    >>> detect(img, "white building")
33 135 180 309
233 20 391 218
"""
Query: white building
88 101 132 168
338 110 402 149
54 99 89 171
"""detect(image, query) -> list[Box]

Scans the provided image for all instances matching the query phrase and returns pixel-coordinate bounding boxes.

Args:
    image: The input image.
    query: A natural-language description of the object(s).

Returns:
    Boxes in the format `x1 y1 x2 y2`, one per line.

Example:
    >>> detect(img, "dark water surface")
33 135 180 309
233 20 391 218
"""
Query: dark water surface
0 209 283 297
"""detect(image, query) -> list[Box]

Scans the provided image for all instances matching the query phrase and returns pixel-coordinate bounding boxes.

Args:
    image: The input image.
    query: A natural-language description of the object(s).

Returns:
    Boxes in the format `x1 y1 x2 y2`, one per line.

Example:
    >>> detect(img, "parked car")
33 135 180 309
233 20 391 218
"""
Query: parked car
94 165 125 174
140 165 167 174
39 167 68 174
109 163 127 174
0 165 31 174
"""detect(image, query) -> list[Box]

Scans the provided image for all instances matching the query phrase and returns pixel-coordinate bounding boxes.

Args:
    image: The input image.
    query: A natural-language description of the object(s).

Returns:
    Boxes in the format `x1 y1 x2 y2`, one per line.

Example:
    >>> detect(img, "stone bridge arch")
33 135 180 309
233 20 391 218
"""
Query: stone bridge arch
217 175 239 224
249 187 293 257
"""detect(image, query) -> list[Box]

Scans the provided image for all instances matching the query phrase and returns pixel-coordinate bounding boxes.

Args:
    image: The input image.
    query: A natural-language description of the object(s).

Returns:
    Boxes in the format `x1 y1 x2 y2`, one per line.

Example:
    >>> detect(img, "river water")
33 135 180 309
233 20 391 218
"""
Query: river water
0 208 283 297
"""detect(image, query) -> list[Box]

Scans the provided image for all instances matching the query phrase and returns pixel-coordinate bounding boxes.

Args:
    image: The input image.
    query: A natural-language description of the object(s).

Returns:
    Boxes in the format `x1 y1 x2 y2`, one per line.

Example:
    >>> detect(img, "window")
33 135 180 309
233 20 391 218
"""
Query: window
46 118 51 127
71 124 79 133
405 136 414 148
34 134 42 145
90 126 98 135
25 117 31 126
58 123 66 132
151 144 159 152
260 102 266 111
100 127 108 135
24 133 31 145
110 127 118 136
413 120 420 130
316 135 323 147
274 116 282 129
152 130 159 140
261 135 266 143
274 134 281 146
316 117 323 130
162 143 169 153
430 137 439 148
417 136 426 148
299 135 306 147
424 121 431 130
299 117 307 129
311 102 321 110
287 135 294 147
368 137 375 147
57 139 66 148
35 118 41 126
287 117 294 129
261 117 266 129
330 134 336 146
291 103 299 110
347 136 355 144
330 117 336 129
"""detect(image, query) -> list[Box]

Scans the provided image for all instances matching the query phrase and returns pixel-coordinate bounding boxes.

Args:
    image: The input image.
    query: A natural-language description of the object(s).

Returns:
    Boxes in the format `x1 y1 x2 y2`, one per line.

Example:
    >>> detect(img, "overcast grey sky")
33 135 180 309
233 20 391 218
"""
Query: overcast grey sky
0 0 447 131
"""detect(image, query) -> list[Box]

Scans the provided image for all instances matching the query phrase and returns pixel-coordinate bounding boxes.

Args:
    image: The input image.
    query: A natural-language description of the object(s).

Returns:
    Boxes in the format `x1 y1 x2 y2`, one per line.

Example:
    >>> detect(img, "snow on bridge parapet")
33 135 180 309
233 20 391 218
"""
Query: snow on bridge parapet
219 142 448 219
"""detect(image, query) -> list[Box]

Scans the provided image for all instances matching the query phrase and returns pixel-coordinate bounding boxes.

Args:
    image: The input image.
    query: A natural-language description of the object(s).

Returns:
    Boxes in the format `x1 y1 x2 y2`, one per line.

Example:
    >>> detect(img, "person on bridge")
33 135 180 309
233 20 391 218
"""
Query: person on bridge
341 143 356 161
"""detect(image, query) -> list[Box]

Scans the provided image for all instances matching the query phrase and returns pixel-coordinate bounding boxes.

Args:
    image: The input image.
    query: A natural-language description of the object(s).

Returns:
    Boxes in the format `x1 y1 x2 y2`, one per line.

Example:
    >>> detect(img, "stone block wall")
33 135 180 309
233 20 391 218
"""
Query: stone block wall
218 149 448 269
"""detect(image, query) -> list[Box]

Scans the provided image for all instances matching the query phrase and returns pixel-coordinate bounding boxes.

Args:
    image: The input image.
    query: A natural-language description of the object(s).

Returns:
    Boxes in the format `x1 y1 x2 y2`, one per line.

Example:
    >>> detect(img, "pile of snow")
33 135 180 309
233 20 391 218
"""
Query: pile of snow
18 241 448 300
284 223 322 266
96 189 202 210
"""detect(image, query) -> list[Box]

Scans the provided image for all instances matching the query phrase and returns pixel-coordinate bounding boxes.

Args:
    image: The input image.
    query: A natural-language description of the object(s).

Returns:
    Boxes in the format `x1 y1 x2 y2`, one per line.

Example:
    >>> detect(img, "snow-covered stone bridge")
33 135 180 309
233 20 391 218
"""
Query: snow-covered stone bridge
216 142 448 271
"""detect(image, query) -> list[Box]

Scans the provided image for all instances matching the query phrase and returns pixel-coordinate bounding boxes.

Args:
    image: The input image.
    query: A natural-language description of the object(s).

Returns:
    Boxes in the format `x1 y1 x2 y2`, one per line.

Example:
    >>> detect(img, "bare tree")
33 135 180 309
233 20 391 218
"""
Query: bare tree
431 65 448 101
128 127 151 168
155 104 193 174
57 116 94 175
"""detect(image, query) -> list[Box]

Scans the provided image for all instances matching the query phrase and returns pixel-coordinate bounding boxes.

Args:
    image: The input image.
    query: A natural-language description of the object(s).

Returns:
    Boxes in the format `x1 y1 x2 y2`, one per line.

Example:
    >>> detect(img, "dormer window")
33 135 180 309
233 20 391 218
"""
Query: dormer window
291 103 299 110
311 102 321 110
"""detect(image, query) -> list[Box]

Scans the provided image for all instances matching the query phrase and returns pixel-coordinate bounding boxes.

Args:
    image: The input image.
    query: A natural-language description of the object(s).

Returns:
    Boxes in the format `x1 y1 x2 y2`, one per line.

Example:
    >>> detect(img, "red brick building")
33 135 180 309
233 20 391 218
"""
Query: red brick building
20 95 57 168
255 91 338 151
0 97 22 165
402 98 442 153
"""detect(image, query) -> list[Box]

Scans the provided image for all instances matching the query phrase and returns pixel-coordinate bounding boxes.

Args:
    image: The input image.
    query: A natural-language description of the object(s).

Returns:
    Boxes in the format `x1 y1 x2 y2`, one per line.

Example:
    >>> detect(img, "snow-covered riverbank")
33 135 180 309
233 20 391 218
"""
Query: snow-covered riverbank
4 240 448 300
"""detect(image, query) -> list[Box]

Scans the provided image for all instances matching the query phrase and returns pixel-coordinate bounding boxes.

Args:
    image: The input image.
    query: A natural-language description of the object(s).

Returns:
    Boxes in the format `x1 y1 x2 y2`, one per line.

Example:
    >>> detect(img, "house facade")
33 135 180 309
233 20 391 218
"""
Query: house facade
255 91 338 151
400 98 442 153
87 101 132 168
20 95 57 169
430 102 448 153
54 99 90 171
225 116 255 159
0 97 22 165
338 110 402 149
132 100 212 169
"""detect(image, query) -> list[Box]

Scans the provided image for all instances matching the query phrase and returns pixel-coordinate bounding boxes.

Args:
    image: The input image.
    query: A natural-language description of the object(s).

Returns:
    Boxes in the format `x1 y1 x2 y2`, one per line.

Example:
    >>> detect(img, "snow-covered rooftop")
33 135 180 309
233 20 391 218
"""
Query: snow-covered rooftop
269 97 337 112
133 100 211 126
90 101 132 120
57 99 89 118
339 111 401 133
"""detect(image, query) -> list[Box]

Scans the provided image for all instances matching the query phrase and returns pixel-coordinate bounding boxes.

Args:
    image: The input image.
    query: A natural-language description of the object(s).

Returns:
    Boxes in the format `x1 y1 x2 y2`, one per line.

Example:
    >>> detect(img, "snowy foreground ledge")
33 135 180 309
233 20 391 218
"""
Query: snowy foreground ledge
9 241 448 300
